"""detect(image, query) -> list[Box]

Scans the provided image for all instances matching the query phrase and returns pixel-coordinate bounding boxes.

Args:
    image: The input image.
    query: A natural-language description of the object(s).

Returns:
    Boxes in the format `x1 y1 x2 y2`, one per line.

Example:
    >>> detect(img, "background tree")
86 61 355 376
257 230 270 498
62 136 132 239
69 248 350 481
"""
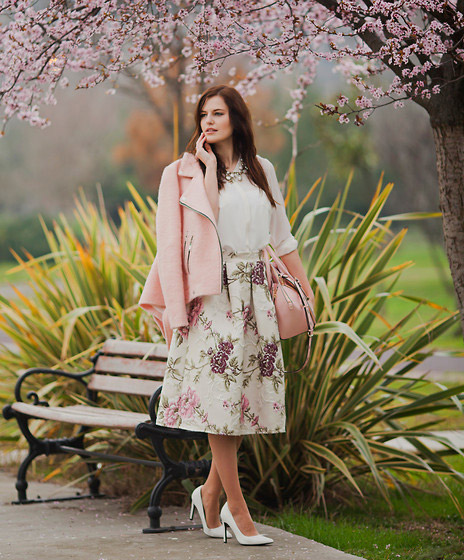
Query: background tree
1 1 463 335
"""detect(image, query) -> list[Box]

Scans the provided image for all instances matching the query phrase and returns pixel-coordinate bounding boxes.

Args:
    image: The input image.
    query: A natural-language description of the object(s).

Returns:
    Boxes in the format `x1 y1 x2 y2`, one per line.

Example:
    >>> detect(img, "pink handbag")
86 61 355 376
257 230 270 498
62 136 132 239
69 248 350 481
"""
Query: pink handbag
263 245 316 373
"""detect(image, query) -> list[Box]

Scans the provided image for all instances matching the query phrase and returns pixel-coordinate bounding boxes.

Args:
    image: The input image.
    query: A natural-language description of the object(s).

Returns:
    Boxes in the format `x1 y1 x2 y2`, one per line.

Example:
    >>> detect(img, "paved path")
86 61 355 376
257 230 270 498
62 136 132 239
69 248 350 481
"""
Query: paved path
0 470 365 560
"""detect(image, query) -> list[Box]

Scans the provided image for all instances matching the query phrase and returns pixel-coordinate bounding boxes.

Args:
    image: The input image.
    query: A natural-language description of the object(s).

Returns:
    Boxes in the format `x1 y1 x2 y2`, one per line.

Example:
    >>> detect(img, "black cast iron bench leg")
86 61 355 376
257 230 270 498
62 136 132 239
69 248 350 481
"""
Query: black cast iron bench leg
3 407 104 504
135 423 211 533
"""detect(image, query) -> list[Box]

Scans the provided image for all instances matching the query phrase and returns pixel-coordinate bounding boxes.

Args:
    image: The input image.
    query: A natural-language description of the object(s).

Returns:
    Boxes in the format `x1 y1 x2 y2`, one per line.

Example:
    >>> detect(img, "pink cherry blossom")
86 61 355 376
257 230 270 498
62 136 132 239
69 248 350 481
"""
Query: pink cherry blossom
1 1 462 134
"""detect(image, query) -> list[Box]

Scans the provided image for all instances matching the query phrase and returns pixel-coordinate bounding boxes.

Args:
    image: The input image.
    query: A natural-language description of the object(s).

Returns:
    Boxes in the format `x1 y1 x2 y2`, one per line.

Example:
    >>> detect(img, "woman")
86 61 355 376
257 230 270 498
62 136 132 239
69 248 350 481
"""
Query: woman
139 85 314 545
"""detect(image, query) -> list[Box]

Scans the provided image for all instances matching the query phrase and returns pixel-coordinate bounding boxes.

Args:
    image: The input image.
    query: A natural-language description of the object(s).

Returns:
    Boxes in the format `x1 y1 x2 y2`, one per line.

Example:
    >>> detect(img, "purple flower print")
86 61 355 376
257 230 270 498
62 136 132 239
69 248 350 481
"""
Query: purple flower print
264 342 278 356
240 394 250 423
210 340 234 374
219 340 233 353
187 297 203 327
259 342 278 377
178 387 200 419
211 352 227 374
259 354 275 377
251 261 265 285
164 401 180 427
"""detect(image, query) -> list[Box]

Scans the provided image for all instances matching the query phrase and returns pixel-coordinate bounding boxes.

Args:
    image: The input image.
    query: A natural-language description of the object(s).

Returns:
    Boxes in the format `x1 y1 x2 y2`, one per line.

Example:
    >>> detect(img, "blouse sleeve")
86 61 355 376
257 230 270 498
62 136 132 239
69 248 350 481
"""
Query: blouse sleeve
263 158 299 257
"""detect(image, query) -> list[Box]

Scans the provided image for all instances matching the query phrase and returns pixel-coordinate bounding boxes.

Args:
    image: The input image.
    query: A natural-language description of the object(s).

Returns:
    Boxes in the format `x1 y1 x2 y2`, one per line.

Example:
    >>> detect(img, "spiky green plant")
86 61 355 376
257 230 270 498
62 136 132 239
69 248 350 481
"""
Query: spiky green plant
0 174 462 517
239 169 464 515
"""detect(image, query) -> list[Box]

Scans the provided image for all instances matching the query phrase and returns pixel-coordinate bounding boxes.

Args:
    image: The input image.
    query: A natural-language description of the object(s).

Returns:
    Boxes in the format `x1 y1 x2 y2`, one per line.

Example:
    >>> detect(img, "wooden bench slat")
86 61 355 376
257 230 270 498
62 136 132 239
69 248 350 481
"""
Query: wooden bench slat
101 339 168 360
11 402 150 430
88 374 162 397
95 356 166 378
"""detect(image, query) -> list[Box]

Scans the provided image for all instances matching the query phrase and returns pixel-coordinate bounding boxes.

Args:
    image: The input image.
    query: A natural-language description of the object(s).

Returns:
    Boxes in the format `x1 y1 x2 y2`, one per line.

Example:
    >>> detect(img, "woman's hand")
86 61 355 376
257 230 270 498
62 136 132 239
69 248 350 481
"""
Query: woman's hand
195 132 217 169
280 250 315 308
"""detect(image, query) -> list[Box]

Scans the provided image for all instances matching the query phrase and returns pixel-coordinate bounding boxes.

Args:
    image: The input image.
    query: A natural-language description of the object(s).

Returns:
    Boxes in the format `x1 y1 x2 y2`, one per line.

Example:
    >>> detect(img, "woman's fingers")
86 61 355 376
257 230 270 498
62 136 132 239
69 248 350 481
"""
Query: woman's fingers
195 131 216 167
196 132 206 148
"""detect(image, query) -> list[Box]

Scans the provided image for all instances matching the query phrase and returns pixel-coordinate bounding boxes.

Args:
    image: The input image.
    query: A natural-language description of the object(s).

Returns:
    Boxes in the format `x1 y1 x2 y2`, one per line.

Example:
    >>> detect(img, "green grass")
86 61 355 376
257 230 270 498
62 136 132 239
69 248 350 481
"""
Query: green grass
263 505 463 560
260 457 464 560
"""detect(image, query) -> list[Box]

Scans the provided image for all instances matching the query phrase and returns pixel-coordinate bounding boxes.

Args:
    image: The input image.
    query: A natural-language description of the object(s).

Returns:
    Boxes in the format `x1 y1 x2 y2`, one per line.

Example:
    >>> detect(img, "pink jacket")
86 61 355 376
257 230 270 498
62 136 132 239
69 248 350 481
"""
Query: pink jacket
138 152 224 349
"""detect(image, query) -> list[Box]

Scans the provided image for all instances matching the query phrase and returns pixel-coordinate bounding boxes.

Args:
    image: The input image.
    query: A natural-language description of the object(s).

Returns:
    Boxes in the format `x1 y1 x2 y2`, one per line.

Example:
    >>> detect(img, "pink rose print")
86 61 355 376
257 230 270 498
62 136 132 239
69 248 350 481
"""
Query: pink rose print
223 400 230 409
251 415 259 427
226 310 233 320
203 319 212 331
267 309 274 319
240 394 250 423
178 387 200 419
178 326 189 339
187 297 204 327
164 401 180 427
242 305 252 332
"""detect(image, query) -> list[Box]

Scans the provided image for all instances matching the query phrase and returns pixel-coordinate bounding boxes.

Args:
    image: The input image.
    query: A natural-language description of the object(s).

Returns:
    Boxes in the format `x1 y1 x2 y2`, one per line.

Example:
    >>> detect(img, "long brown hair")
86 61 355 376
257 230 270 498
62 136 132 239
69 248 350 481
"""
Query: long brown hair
185 85 277 208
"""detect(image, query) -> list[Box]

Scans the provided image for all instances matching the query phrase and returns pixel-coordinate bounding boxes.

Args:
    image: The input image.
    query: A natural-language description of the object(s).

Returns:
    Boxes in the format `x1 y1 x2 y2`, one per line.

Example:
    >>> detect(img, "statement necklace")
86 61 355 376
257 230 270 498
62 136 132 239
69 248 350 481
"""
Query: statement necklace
224 158 248 183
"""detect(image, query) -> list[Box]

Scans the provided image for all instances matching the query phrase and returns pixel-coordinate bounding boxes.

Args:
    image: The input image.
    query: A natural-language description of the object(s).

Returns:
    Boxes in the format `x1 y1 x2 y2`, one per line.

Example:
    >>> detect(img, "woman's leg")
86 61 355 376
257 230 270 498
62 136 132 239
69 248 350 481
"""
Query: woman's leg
206 434 258 536
201 435 244 528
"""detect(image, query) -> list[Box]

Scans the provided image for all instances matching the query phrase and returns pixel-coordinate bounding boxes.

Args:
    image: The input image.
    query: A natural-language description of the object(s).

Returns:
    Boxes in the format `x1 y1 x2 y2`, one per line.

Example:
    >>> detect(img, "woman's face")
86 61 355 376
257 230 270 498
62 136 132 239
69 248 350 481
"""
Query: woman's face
199 95 233 144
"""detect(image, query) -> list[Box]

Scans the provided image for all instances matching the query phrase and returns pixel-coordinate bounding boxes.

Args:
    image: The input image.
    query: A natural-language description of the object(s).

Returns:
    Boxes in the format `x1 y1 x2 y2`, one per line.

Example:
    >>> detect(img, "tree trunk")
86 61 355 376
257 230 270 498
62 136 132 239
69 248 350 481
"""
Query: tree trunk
430 121 464 339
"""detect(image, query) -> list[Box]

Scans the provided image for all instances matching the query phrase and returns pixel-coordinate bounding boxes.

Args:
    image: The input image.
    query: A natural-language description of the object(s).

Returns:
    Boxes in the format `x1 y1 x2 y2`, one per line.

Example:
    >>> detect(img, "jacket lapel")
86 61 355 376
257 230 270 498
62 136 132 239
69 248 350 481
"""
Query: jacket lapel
178 152 218 228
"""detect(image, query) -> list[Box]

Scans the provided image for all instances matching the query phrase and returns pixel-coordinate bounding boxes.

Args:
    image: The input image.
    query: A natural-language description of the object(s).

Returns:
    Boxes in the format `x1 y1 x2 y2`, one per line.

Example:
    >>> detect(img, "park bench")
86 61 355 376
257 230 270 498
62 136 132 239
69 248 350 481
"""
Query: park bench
2 338 211 533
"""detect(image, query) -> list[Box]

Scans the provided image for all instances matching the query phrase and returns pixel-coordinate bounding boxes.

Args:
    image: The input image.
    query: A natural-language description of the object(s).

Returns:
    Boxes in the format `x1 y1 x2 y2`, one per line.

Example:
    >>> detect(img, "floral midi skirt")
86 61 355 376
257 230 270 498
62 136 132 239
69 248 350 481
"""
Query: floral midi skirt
155 247 286 435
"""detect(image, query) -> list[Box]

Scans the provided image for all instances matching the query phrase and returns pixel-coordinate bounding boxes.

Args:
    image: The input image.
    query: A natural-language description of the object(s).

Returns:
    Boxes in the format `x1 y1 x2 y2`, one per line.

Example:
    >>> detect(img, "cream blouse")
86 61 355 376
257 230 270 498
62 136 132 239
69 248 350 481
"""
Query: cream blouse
217 155 298 257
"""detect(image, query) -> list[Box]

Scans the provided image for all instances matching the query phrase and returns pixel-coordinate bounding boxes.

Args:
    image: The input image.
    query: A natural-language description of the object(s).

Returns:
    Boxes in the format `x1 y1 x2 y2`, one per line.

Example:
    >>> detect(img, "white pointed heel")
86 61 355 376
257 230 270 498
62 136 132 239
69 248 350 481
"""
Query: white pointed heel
190 485 231 539
220 502 273 545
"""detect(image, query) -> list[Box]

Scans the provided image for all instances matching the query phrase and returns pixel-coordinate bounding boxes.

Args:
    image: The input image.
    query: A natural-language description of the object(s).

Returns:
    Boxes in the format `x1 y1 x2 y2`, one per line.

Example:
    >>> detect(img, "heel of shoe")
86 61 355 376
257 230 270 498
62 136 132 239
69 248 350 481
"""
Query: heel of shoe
189 500 195 521
220 502 273 546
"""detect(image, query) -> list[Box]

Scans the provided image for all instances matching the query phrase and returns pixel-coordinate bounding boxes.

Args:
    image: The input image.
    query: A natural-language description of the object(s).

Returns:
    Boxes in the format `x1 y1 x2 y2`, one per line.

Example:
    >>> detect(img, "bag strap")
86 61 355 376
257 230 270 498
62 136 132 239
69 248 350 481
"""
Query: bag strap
283 332 313 374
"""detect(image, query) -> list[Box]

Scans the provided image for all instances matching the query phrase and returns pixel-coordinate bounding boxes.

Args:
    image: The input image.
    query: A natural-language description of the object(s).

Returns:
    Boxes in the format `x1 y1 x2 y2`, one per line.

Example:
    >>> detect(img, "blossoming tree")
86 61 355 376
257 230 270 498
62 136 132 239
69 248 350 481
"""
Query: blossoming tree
1 1 463 335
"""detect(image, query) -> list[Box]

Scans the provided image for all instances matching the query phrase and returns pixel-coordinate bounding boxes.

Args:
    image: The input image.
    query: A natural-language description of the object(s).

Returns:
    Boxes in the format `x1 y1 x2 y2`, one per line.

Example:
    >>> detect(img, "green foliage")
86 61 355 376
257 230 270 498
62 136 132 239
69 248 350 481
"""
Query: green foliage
0 213 55 262
0 173 462 517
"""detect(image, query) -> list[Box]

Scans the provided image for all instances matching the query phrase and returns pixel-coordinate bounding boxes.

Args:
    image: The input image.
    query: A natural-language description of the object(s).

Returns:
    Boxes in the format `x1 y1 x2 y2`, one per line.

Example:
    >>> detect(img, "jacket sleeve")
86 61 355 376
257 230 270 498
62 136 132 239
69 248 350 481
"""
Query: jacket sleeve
156 163 189 329
264 158 299 257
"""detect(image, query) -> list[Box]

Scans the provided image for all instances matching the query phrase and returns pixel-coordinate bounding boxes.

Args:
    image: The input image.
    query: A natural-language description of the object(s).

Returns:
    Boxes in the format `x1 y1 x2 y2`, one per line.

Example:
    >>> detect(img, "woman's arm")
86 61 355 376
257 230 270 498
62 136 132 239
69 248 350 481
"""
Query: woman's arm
280 249 315 307
195 132 220 222
204 163 220 223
